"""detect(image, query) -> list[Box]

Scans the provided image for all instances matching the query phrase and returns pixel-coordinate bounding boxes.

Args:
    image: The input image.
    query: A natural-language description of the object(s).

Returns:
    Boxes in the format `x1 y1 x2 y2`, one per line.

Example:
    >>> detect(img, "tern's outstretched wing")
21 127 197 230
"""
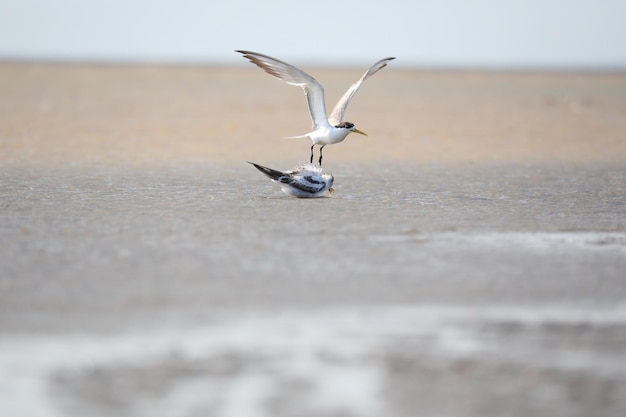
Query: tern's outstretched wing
328 57 395 125
236 50 331 130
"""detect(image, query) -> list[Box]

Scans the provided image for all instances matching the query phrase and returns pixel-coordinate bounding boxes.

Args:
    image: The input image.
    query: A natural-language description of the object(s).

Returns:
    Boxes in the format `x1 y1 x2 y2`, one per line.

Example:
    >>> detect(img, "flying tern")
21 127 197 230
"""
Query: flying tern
237 50 395 166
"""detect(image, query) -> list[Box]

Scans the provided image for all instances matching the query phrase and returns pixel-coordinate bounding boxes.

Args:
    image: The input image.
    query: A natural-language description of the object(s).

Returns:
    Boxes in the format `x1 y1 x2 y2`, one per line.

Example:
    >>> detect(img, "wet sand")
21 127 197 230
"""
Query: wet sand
1 63 625 416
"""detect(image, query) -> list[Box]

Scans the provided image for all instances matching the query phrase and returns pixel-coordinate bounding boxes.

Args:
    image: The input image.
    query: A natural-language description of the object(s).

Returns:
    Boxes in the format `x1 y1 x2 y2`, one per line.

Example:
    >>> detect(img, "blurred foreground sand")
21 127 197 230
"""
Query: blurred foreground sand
1 63 625 417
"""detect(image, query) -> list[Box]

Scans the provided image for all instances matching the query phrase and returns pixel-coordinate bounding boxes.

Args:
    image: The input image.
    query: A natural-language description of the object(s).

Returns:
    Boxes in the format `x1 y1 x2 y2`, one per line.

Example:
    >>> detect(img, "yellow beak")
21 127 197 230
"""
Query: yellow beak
352 128 367 136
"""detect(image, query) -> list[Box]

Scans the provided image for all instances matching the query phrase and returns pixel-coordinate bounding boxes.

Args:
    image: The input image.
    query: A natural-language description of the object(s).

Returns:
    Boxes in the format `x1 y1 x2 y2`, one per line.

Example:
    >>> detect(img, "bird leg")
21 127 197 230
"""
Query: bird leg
318 145 326 166
310 144 315 164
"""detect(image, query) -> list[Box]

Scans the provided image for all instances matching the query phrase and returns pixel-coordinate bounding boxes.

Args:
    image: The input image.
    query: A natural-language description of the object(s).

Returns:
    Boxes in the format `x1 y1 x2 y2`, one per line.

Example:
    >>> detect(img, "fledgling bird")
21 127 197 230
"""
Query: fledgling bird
248 161 334 198
236 50 395 166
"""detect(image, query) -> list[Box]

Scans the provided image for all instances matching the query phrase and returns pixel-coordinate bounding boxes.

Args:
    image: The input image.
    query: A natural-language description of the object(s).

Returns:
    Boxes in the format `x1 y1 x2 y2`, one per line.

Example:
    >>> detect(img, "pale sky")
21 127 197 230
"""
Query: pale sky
1 0 625 68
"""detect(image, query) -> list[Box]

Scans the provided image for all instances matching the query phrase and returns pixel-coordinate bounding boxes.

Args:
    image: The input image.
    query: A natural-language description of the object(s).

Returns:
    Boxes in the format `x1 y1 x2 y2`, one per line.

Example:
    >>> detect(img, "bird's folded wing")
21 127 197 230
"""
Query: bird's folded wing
281 174 327 193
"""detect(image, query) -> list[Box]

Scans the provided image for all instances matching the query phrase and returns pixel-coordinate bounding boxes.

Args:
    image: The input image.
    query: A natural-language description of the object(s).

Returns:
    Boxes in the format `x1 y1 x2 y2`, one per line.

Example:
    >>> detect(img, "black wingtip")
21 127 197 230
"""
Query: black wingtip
246 160 264 171
236 50 257 60
247 161 285 181
381 57 396 66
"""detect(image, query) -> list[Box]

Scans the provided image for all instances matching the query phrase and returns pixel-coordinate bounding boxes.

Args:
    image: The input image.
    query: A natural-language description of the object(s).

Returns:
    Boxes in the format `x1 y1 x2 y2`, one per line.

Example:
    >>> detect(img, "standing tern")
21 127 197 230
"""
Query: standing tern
248 161 334 198
236 50 395 166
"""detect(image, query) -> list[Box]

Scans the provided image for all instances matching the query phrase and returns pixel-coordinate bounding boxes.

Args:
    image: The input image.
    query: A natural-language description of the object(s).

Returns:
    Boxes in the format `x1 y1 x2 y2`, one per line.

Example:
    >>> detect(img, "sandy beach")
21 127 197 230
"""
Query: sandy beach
1 63 625 416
